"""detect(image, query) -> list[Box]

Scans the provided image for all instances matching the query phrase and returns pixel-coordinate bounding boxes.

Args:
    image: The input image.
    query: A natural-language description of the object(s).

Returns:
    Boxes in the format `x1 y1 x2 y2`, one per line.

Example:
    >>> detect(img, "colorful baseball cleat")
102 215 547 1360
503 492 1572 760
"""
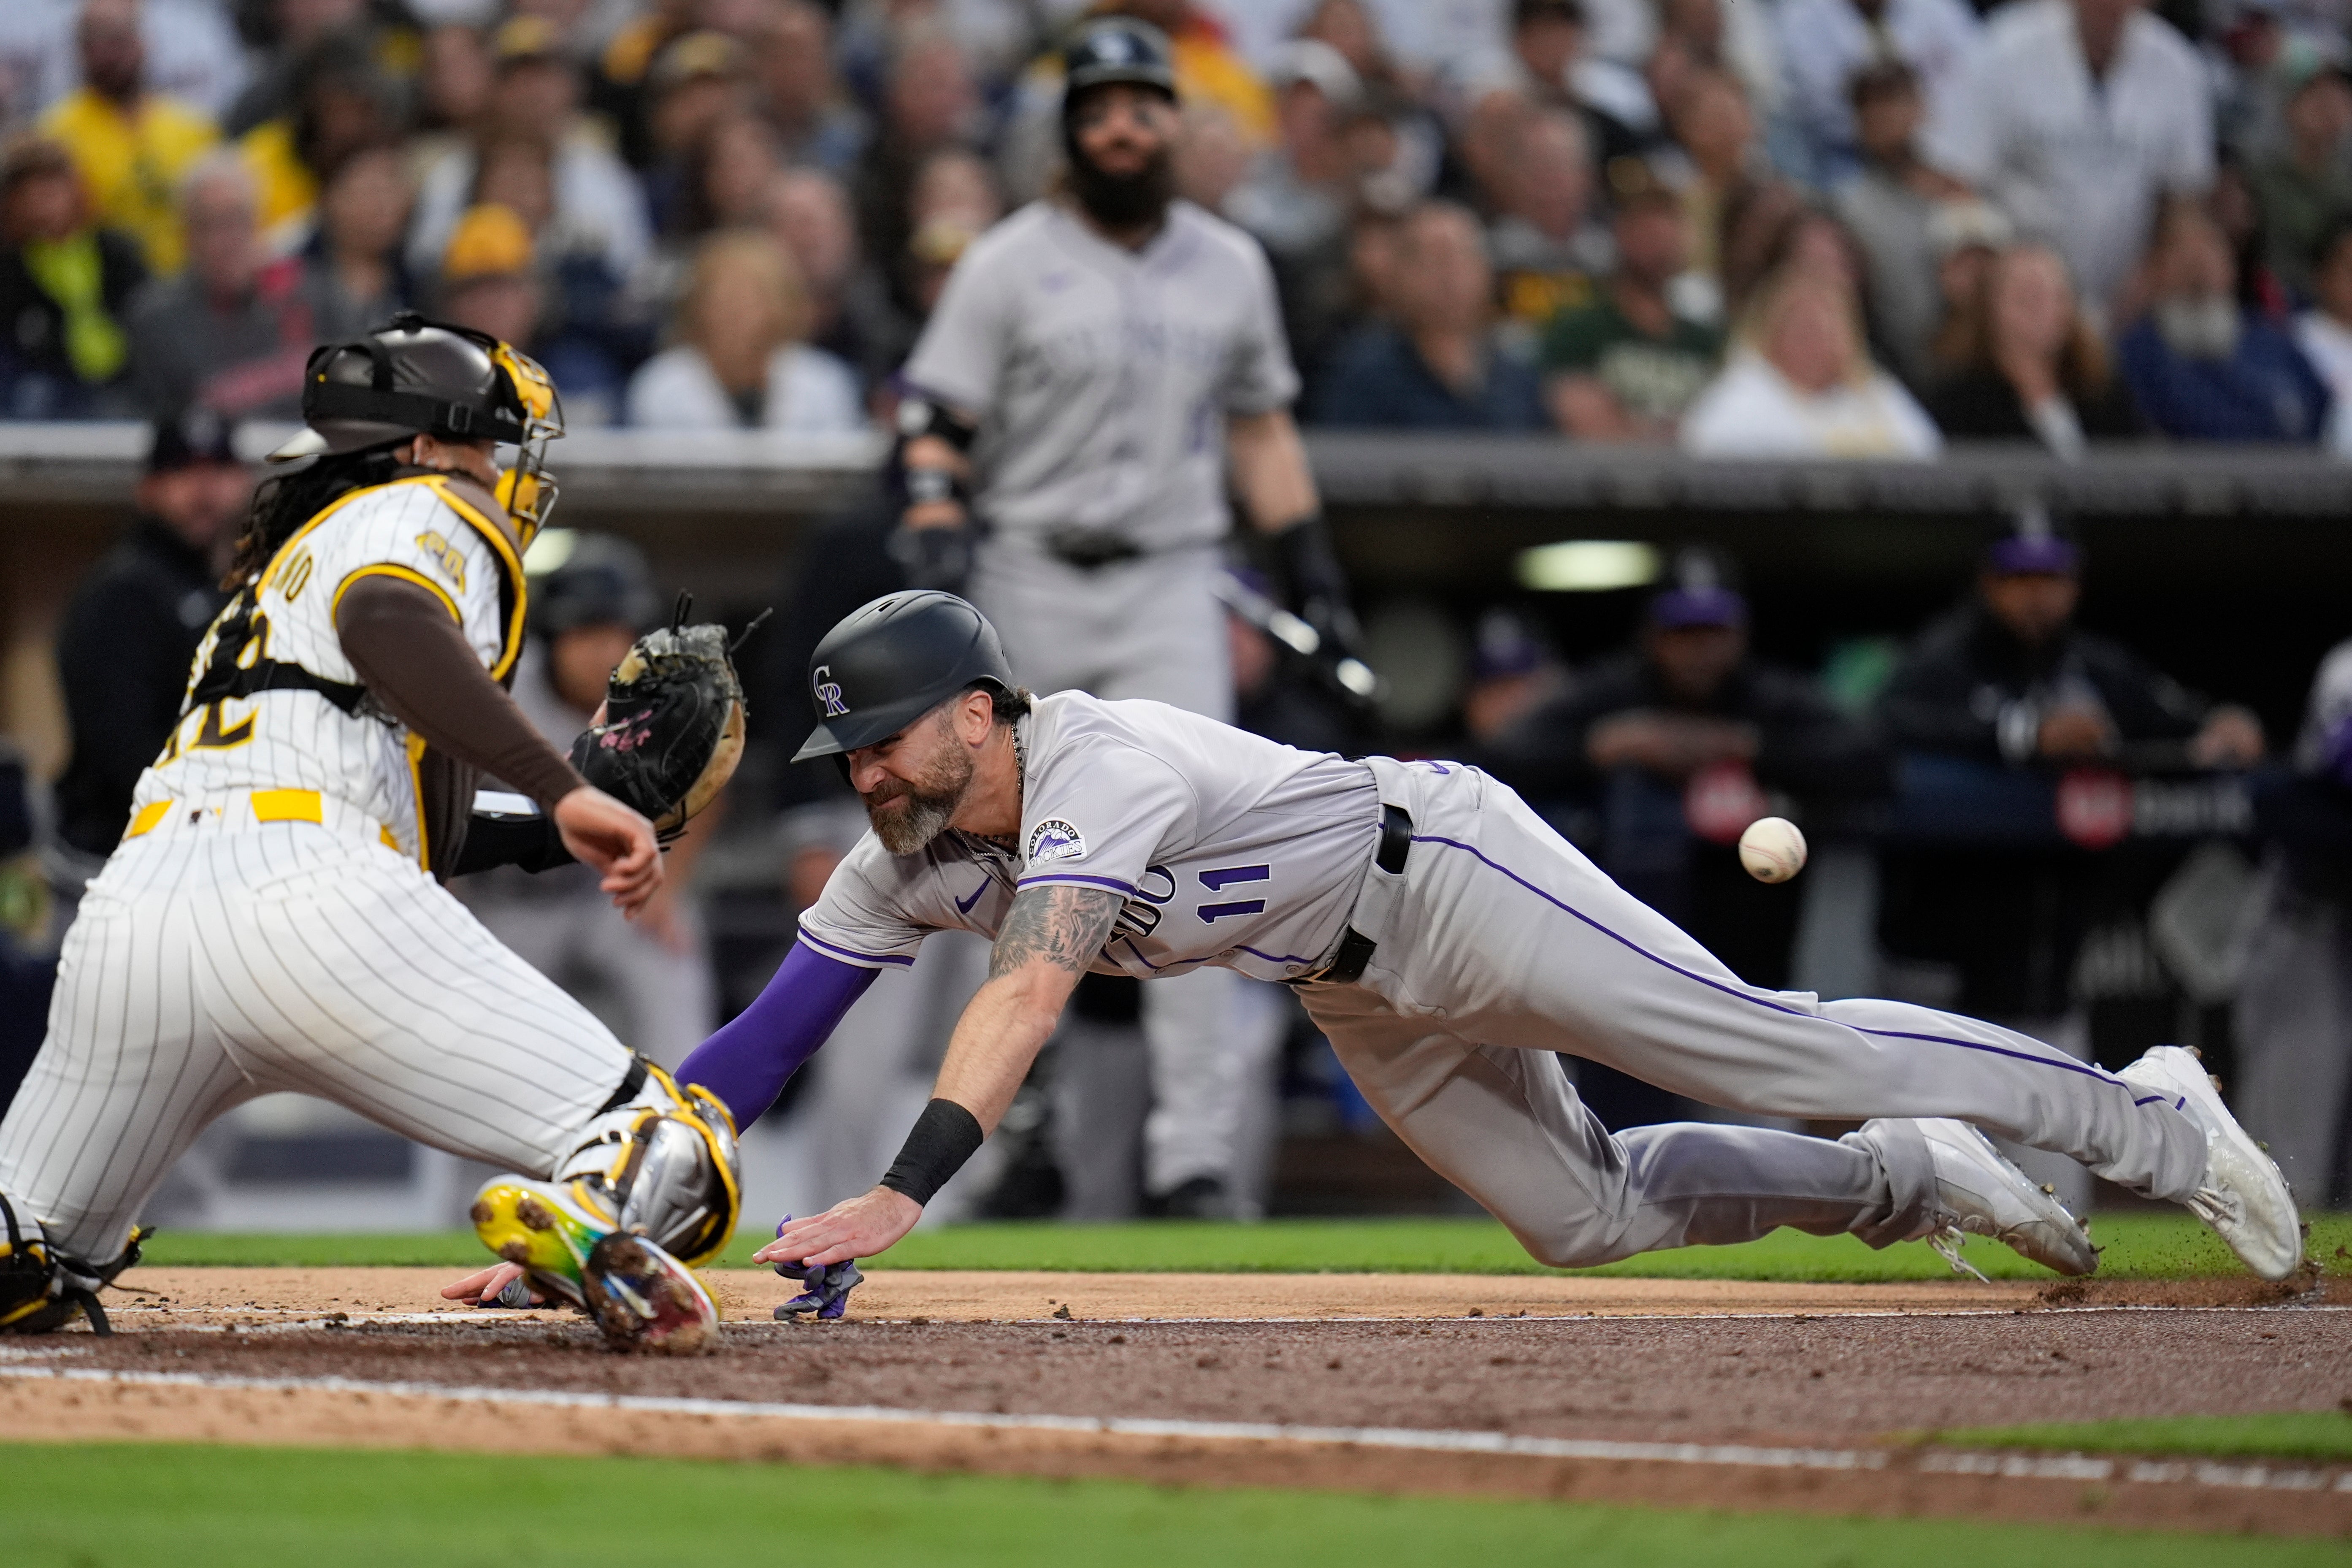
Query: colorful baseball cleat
2119 1045 2303 1281
1913 1117 2098 1278
470 1177 608 1310
470 1060 745 1314
584 1233 720 1353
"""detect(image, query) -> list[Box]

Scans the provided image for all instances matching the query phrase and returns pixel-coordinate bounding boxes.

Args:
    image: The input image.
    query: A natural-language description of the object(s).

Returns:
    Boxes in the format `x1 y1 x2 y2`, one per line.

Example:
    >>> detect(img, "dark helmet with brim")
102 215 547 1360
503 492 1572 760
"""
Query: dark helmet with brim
792 590 1015 761
1062 16 1178 104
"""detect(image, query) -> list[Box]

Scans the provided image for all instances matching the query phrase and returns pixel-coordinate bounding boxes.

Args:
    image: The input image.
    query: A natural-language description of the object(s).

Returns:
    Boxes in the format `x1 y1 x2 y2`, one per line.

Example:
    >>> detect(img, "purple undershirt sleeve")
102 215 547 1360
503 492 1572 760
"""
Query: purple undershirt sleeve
676 941 880 1130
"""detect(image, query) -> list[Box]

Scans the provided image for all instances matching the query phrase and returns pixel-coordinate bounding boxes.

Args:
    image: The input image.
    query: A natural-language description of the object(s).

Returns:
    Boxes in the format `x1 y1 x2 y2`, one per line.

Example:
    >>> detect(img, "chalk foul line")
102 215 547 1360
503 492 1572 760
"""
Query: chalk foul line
2 1362 2346 1495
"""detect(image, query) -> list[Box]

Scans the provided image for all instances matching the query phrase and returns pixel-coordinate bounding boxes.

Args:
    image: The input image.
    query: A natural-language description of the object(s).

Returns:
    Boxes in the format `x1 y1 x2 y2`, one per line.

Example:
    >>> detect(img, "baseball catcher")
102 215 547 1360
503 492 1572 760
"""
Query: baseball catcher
0 314 744 1349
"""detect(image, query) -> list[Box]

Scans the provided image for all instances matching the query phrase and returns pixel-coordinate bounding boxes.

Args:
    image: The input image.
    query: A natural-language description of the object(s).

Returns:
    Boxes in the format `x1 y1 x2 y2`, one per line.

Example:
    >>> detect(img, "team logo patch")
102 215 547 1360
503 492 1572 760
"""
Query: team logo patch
1026 819 1086 865
812 663 849 718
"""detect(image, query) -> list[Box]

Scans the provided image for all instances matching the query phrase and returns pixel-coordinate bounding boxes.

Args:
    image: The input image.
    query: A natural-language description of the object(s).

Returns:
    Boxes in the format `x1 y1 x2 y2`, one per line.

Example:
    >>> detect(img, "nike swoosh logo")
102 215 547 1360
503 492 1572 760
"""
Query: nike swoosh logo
955 880 991 914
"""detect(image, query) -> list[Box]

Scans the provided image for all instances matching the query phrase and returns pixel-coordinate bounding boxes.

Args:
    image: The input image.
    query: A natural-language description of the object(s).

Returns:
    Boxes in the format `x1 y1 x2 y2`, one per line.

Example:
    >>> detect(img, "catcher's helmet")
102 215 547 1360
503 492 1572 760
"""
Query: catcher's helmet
269 311 566 537
1062 16 1178 104
792 590 1014 761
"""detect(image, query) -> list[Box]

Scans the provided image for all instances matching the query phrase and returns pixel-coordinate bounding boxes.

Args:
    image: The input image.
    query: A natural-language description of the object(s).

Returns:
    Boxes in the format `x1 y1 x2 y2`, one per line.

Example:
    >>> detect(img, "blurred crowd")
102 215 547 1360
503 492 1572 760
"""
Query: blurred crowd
7 0 2352 1224
7 0 2352 452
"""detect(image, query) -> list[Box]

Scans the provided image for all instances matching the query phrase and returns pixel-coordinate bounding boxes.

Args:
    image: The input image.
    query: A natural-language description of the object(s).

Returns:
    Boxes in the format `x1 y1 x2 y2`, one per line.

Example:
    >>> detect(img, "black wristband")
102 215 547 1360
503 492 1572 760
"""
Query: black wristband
877 1098 985 1207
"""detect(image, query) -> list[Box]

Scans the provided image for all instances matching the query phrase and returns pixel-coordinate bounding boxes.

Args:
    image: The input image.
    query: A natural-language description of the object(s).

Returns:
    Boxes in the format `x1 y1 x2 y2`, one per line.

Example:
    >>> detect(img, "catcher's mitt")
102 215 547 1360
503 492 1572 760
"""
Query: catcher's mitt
569 602 764 838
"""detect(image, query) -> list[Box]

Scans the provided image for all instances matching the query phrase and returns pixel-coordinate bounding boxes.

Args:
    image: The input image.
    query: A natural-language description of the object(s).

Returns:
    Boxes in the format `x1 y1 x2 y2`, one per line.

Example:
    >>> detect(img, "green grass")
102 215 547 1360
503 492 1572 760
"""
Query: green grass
1934 1412 2352 1464
4 1443 2340 1568
134 1211 2352 1281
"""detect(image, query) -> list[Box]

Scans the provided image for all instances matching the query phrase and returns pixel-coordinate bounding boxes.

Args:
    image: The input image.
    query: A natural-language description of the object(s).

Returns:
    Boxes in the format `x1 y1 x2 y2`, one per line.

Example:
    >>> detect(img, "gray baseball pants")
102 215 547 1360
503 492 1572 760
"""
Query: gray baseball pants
1298 760 2210 1267
975 538 1247 1197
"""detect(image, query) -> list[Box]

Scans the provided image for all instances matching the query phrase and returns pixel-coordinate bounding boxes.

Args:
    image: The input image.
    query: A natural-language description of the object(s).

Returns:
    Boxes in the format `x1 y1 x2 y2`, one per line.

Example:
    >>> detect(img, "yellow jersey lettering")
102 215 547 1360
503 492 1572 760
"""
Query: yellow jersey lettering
414 530 468 593
279 549 315 601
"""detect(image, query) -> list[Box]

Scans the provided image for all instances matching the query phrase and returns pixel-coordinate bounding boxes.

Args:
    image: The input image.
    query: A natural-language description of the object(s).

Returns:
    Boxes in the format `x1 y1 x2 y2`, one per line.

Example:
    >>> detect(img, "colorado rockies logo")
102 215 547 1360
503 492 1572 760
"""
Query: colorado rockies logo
812 665 849 717
1027 818 1086 864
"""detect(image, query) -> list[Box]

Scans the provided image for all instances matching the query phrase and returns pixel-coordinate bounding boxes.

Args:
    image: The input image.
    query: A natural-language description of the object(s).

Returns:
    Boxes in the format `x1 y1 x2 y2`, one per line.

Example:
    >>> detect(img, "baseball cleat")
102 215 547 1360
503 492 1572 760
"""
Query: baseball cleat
1914 1118 2098 1278
2119 1045 2303 1281
470 1176 613 1310
584 1232 720 1353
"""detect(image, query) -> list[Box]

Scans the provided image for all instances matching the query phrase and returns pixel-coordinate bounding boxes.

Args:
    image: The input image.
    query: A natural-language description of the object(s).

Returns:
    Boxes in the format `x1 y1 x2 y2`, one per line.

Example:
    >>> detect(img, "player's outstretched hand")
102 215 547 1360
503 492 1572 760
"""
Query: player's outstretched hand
442 1260 534 1306
553 785 663 916
753 1186 922 1270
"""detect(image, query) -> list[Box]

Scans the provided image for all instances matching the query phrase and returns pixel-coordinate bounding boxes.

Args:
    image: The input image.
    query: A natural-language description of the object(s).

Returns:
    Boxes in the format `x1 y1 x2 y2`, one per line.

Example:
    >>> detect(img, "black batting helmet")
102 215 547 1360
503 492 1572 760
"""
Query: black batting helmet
792 591 1015 761
1062 16 1178 104
531 533 660 638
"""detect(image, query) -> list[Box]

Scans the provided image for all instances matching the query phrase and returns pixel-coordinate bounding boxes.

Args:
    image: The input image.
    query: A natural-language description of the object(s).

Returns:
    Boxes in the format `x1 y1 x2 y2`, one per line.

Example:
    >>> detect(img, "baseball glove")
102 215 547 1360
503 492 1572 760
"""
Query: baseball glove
568 602 766 839
769 1216 865 1321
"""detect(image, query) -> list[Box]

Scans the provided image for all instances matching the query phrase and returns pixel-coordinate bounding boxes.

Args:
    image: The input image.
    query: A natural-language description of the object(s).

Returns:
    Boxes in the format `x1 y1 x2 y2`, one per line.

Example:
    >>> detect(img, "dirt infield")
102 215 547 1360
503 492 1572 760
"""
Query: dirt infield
81 1263 2340 1324
6 1267 2348 1534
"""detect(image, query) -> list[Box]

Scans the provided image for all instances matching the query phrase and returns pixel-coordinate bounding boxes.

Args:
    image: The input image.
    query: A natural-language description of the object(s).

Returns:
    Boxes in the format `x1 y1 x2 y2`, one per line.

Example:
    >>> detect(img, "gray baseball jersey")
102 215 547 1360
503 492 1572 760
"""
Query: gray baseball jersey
798 699 2215 1269
797 691 1380 985
902 198 1300 552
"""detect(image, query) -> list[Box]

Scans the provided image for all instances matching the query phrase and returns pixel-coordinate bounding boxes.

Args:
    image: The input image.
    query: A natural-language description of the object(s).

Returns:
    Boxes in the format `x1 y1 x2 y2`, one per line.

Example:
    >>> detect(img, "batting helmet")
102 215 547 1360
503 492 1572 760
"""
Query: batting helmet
791 591 1015 761
268 311 566 537
1062 16 1178 103
532 533 661 638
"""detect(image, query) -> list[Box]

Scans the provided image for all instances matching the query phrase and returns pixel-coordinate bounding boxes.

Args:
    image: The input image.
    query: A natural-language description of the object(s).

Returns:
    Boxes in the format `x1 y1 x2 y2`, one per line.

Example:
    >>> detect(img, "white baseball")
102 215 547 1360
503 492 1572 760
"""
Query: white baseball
1738 816 1808 883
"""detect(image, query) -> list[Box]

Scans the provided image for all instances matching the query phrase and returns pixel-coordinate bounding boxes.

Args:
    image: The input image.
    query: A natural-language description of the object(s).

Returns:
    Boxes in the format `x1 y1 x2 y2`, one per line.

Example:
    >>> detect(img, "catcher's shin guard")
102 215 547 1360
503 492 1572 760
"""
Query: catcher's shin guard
471 1061 742 1311
0 1192 146 1335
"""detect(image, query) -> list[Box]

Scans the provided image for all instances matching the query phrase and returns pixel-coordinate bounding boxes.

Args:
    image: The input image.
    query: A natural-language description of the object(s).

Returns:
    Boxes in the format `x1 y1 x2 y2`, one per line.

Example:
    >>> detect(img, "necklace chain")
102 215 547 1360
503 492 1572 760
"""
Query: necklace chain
972 723 1026 856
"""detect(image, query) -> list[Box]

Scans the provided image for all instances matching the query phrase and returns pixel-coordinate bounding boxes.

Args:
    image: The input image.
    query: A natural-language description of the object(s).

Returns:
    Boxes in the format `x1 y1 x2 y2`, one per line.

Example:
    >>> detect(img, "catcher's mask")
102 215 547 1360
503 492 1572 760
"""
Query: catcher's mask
792 590 1015 761
269 311 566 542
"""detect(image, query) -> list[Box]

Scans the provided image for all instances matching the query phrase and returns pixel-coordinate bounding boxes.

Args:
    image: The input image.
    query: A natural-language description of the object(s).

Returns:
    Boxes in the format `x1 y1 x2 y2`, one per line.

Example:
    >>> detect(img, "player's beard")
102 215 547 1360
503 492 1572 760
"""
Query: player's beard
1066 135 1176 231
861 731 976 854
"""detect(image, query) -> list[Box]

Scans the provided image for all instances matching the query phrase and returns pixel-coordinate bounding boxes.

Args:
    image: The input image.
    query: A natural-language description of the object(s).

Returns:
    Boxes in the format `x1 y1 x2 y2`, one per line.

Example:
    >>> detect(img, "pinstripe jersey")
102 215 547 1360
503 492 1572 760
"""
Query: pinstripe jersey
796 692 1381 984
125 474 526 865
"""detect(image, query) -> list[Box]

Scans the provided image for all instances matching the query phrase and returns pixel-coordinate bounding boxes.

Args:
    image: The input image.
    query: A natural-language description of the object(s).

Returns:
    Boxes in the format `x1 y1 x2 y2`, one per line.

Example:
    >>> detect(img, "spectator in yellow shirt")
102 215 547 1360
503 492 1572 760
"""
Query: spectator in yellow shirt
39 0 219 278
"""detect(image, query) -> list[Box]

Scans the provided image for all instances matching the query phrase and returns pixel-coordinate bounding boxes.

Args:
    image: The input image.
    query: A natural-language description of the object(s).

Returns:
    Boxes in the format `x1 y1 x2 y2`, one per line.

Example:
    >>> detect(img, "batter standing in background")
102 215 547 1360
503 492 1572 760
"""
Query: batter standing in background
887 17 1358 1216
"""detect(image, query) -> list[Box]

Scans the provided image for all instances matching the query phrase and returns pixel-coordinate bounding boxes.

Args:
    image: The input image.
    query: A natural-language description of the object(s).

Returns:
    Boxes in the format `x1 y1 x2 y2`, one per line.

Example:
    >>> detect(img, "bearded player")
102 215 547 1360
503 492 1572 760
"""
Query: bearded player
0 316 740 1349
644 593 2301 1319
882 16 1357 1217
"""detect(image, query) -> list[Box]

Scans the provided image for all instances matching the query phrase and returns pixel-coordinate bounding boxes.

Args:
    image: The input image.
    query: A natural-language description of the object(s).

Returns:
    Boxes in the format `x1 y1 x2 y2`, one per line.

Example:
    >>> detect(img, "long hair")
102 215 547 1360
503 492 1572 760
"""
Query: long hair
223 445 402 588
1939 241 2113 398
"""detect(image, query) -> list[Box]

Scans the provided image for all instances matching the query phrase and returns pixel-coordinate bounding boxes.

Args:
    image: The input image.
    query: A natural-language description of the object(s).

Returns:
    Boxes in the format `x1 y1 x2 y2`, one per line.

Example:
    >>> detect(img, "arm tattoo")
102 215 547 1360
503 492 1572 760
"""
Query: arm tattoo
990 885 1121 980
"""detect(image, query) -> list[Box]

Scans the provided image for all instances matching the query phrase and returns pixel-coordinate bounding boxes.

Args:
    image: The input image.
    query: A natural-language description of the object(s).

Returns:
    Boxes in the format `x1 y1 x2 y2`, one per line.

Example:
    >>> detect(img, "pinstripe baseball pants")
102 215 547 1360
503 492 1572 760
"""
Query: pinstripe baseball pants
1298 759 2212 1268
0 820 633 1262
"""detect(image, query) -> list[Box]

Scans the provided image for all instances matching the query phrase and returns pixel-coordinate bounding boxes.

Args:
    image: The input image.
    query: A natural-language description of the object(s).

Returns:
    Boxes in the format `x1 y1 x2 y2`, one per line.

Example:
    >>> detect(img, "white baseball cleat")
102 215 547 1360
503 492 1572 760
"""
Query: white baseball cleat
2118 1045 2303 1281
1914 1117 2098 1278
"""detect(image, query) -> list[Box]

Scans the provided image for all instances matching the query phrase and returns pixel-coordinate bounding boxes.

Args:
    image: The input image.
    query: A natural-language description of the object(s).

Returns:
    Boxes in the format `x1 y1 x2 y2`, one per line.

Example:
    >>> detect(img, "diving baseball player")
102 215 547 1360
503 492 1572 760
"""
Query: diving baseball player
886 17 1356 1216
669 592 2301 1315
0 317 740 1349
